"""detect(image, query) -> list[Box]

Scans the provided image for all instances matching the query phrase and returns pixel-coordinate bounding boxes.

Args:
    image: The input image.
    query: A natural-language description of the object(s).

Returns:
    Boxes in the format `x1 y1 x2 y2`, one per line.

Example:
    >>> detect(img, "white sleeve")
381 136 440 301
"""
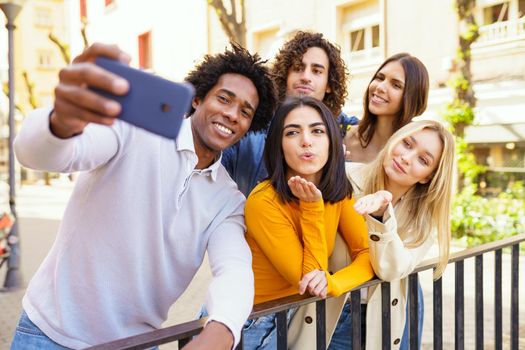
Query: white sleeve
14 107 120 173
204 205 253 348
365 203 434 281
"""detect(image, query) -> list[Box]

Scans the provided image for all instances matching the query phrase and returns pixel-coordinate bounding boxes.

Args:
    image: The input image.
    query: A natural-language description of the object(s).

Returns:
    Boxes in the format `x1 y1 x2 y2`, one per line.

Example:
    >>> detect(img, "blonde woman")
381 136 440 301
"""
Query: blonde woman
346 120 455 349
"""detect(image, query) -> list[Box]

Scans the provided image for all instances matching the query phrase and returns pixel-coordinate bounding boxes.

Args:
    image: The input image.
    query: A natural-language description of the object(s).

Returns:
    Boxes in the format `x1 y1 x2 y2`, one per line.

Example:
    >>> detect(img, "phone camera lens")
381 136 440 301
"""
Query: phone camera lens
161 103 171 113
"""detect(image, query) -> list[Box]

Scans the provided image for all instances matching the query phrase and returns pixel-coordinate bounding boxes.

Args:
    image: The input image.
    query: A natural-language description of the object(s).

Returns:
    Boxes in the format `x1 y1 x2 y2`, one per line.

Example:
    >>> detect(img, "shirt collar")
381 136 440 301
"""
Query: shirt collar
176 117 221 181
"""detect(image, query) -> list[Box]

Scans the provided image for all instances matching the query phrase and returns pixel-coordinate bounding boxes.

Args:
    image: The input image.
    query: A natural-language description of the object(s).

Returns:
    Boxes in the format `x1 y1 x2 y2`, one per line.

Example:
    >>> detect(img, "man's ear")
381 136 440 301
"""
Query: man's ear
192 96 201 109
326 84 331 94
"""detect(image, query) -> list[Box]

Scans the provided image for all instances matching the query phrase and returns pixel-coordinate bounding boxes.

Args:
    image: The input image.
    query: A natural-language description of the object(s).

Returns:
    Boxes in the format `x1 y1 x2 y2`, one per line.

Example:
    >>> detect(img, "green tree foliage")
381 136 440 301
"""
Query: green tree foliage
452 182 525 249
447 0 524 246
444 0 480 188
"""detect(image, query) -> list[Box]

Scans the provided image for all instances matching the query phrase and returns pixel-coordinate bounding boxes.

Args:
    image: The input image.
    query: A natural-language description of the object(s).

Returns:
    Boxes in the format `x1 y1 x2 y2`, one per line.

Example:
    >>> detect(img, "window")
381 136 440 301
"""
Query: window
349 25 380 53
253 27 280 60
371 25 380 48
34 7 52 27
138 32 152 69
483 2 509 24
475 0 525 45
37 50 53 69
337 0 382 66
350 29 364 51
80 0 87 20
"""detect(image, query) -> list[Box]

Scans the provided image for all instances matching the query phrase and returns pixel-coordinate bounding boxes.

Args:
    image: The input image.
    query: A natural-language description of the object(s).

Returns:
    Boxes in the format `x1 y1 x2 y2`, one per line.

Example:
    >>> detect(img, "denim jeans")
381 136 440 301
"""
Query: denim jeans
399 282 424 350
10 311 72 350
11 310 159 350
328 283 424 350
197 306 295 350
241 308 296 350
327 303 367 350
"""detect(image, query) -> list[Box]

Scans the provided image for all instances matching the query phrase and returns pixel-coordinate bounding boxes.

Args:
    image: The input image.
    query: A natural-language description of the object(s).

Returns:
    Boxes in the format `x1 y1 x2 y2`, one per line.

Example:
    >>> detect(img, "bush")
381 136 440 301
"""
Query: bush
451 182 525 249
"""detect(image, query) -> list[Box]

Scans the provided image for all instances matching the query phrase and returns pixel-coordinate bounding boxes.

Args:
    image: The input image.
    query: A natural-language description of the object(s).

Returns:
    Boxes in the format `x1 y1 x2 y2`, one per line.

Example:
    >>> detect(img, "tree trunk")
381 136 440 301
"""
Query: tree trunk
207 0 247 47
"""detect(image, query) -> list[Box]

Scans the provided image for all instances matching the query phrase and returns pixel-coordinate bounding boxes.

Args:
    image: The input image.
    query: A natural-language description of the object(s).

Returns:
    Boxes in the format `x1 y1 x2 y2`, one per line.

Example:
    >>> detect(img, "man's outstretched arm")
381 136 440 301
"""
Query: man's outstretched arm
15 43 132 173
187 211 253 349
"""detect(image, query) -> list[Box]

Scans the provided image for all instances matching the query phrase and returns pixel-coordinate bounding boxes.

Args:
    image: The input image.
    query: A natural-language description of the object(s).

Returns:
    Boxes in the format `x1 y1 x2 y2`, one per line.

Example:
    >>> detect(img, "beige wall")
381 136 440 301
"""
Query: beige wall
385 0 457 88
13 0 68 112
82 1 208 81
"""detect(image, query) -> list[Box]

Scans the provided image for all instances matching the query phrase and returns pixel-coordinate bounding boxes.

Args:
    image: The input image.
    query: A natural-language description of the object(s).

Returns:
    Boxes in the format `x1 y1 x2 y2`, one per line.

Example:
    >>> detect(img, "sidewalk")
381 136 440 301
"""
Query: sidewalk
0 180 523 349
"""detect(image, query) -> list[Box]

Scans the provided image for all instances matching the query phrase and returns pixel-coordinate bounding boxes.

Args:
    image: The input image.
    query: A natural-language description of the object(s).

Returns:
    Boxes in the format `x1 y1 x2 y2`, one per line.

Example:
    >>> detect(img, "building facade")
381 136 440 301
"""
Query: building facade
0 0 69 182
4 0 524 191
209 0 525 194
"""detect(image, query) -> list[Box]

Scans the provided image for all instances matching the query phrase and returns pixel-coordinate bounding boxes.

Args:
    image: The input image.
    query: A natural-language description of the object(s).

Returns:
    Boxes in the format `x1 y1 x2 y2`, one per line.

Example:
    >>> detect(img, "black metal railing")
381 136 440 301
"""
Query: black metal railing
86 233 524 350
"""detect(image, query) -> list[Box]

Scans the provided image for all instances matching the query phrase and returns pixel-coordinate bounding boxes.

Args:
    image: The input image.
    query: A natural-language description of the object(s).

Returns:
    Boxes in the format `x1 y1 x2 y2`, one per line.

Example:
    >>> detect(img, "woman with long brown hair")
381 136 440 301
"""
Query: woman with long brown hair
343 53 429 163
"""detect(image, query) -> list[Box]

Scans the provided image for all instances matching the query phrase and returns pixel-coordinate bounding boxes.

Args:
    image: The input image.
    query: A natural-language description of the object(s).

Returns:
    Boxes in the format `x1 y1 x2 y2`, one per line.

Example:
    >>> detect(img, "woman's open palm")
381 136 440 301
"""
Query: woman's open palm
353 190 392 217
288 176 322 202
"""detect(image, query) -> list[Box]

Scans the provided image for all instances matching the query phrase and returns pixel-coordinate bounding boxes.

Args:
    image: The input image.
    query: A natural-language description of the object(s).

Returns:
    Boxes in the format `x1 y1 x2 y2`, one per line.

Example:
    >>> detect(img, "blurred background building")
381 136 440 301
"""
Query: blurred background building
0 0 68 183
1 0 524 194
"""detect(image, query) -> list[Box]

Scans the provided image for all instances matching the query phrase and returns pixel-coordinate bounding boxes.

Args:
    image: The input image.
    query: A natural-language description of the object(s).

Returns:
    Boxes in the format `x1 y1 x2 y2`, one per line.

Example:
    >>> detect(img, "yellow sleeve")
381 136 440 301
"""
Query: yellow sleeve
299 200 328 275
245 186 328 287
326 197 375 296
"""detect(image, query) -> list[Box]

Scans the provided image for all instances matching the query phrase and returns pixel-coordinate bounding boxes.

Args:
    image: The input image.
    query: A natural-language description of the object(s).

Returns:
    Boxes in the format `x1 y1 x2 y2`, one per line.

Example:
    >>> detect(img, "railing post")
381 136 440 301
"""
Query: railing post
276 310 287 350
178 337 191 349
433 275 442 350
455 261 464 350
381 282 391 350
510 244 519 350
408 273 419 349
350 289 362 350
494 249 502 350
475 254 484 349
316 299 326 350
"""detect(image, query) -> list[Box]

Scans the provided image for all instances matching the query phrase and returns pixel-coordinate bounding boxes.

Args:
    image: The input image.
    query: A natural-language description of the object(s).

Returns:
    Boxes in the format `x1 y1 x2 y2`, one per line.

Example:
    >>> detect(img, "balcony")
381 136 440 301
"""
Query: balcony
474 17 525 47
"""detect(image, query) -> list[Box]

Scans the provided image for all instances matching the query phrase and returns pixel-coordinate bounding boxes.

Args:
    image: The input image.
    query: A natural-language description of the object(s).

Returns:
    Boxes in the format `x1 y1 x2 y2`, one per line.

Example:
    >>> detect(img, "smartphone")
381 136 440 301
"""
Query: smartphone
92 57 194 139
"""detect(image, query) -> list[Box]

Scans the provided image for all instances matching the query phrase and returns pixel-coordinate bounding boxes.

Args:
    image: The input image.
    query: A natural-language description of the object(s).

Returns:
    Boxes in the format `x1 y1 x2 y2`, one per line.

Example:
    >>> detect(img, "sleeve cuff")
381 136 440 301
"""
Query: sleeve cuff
365 202 397 243
299 199 324 212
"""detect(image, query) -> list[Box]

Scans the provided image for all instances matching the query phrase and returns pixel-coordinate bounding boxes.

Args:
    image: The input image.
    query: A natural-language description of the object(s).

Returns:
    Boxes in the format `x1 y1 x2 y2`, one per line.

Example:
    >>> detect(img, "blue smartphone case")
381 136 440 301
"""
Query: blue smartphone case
93 57 194 139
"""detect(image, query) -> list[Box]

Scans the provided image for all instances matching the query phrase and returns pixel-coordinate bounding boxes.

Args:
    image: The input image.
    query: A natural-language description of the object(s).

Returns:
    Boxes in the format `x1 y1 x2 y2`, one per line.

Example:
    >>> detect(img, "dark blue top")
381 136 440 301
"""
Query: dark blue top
222 112 359 197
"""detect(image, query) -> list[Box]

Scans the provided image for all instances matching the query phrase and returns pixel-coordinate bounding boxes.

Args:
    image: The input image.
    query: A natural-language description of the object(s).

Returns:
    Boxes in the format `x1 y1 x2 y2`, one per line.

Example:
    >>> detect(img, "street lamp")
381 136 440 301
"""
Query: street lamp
0 0 25 290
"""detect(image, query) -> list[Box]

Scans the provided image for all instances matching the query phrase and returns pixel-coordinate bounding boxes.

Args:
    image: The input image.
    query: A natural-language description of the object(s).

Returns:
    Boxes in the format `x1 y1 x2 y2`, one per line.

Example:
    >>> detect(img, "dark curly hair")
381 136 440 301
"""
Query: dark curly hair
272 31 348 117
185 43 277 132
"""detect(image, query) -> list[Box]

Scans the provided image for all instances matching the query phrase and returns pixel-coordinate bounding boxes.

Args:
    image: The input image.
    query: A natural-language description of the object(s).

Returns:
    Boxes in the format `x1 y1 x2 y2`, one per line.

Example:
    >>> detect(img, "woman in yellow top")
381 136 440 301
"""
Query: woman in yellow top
243 96 374 349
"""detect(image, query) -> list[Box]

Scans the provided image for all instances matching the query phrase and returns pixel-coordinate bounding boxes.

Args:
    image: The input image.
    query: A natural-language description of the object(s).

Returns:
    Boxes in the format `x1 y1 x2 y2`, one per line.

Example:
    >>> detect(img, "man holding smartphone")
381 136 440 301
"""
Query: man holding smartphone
222 31 358 197
11 43 277 350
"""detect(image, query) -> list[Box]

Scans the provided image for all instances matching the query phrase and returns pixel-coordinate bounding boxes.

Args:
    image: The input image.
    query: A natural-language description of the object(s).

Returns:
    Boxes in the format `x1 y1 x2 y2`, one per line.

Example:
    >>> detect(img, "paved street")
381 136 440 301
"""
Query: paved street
0 179 523 349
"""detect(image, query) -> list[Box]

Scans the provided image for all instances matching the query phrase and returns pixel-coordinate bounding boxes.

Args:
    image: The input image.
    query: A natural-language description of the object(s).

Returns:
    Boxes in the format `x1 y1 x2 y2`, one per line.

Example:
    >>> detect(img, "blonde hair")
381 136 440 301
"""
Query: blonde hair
362 120 455 279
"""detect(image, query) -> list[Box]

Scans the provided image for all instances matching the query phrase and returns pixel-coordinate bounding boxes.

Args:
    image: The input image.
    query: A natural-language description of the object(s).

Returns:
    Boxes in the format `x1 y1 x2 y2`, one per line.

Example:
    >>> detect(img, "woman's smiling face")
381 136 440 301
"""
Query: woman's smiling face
368 60 405 118
383 128 443 192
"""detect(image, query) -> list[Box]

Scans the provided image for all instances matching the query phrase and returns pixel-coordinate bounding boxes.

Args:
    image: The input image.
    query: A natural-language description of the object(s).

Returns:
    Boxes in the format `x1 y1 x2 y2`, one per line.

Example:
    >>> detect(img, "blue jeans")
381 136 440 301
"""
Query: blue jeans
197 306 295 350
11 310 159 350
329 283 424 350
328 303 367 350
242 309 296 350
10 311 72 350
399 283 424 350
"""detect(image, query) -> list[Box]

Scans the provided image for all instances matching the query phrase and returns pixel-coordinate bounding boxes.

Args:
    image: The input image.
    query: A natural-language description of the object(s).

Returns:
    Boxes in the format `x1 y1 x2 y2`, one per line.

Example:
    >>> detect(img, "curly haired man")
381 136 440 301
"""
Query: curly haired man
222 31 357 197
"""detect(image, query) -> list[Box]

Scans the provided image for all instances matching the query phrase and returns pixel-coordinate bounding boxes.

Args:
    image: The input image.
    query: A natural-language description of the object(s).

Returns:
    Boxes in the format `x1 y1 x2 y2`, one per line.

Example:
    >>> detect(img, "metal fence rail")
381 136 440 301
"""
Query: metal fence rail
86 233 524 350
